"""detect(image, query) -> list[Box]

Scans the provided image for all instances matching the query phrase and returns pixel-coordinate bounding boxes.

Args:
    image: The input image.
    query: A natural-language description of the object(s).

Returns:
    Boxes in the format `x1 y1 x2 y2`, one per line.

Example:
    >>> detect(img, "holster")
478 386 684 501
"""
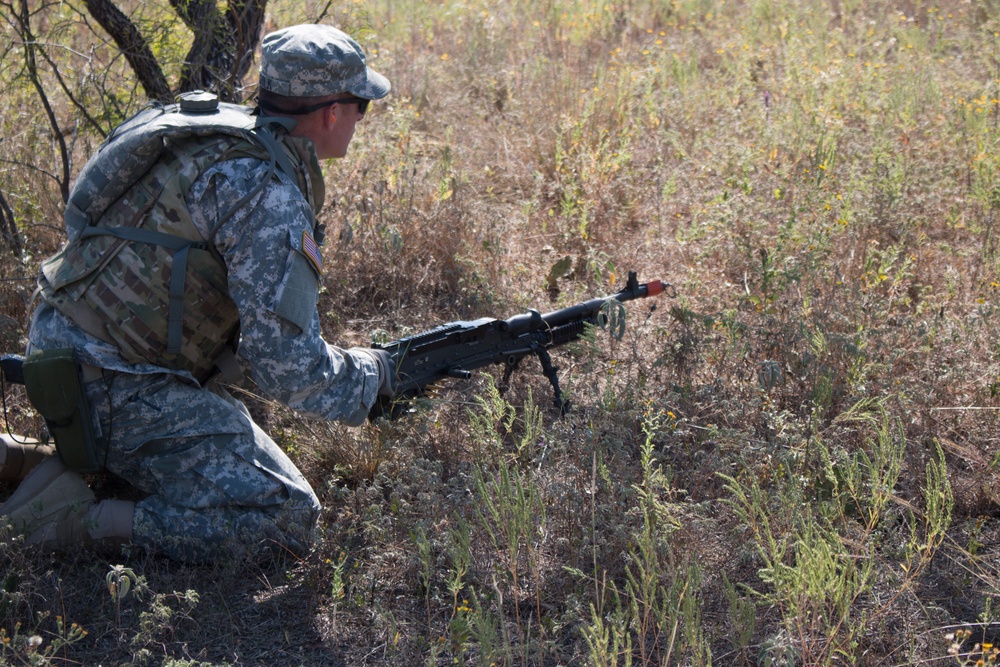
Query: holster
20 349 101 473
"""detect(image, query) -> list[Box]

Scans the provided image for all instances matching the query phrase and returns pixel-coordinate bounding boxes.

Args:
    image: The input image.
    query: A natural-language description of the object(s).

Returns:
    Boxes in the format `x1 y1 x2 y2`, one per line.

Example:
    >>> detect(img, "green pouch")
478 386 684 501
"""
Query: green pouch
22 349 101 473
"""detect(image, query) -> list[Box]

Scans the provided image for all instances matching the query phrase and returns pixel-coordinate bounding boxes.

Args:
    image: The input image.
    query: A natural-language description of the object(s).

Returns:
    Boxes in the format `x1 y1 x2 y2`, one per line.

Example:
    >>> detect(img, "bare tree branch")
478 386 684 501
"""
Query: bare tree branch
14 0 70 203
0 186 24 258
33 39 109 138
81 0 172 103
226 0 267 99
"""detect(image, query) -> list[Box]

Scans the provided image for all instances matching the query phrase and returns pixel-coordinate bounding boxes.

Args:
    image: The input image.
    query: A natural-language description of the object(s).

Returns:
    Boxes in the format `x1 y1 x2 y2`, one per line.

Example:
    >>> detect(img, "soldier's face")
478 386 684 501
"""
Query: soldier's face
319 101 364 159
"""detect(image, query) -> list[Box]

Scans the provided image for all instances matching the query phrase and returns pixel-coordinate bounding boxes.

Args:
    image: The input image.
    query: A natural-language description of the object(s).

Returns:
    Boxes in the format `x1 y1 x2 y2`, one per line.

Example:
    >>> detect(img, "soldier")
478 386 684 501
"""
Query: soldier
0 24 394 562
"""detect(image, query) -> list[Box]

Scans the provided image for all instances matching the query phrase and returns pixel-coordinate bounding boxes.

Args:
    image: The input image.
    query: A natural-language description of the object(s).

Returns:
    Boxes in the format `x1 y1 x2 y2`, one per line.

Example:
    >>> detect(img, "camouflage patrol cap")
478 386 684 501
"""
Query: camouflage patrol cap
259 24 390 100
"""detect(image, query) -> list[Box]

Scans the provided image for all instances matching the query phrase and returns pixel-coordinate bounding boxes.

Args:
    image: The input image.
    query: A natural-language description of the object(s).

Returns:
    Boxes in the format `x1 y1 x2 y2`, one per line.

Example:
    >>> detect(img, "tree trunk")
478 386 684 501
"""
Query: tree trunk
82 0 268 105
170 0 267 103
82 0 173 103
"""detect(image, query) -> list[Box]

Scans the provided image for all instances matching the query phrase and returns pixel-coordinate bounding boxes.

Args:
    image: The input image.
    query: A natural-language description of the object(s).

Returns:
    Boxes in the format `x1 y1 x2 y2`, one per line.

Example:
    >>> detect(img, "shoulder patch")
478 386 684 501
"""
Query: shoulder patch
301 230 323 274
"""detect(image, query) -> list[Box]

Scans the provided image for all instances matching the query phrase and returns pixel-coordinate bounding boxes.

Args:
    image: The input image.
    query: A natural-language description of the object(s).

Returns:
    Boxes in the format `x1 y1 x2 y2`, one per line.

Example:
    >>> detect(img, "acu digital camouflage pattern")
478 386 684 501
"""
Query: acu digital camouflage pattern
28 110 383 561
82 371 321 563
259 24 390 100
61 99 261 241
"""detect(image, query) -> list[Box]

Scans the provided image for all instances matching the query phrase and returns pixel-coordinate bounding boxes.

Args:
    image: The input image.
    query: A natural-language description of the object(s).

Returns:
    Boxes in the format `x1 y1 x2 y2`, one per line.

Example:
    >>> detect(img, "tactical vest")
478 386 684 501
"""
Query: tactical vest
37 92 323 382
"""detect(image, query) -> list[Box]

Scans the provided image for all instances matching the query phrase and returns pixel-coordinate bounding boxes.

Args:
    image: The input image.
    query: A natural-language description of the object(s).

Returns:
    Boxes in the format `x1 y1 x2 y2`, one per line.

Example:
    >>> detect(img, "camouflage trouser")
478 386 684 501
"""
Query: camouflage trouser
84 372 321 563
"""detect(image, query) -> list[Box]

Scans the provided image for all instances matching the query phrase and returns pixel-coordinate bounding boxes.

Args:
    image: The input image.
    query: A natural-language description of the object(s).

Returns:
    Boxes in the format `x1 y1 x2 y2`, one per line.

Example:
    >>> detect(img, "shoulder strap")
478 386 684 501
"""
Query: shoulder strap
206 119 297 239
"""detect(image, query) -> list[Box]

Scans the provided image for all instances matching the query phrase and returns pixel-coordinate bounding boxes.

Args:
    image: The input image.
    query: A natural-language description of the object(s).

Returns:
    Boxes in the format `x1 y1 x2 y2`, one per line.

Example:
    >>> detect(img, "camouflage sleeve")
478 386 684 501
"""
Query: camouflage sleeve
189 157 378 426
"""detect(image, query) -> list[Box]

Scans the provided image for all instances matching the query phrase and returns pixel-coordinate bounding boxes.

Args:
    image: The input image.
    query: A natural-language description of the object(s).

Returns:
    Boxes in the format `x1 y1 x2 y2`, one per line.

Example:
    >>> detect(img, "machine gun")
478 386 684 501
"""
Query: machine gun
370 272 673 419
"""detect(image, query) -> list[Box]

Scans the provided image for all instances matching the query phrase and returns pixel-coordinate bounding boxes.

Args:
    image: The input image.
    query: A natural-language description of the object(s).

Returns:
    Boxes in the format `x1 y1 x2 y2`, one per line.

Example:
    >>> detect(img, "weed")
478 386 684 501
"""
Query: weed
0 614 88 666
0 0 998 664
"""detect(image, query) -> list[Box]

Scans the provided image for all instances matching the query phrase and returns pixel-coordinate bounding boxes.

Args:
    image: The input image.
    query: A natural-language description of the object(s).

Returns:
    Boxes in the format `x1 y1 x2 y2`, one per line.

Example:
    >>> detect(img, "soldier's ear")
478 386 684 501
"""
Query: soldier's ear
323 102 341 128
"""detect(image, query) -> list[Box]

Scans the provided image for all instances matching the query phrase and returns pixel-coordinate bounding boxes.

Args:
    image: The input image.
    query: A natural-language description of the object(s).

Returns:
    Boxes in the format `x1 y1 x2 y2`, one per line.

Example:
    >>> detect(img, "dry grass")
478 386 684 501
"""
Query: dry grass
2 0 1000 664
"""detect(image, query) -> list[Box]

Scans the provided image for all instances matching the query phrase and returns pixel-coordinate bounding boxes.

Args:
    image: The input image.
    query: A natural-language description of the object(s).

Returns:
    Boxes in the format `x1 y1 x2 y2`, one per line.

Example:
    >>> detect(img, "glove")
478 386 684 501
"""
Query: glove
365 348 396 398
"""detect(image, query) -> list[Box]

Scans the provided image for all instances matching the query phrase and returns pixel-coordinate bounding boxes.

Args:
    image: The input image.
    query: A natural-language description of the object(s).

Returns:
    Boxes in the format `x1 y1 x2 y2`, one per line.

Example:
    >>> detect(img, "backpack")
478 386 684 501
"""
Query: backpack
39 91 306 381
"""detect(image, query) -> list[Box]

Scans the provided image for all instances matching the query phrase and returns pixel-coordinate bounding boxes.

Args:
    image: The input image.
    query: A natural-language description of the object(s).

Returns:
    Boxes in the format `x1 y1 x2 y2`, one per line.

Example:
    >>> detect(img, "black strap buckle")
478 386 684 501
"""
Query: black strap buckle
1 354 24 385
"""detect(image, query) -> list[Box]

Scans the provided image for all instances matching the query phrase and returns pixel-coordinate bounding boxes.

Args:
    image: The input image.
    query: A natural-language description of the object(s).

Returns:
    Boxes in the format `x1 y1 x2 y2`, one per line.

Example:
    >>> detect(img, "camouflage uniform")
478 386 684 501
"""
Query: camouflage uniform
26 24 391 563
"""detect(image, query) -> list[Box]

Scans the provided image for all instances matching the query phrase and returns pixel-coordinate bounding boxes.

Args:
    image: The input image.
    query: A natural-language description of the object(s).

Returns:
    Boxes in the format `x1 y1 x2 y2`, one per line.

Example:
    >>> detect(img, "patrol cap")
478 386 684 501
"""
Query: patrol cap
259 24 390 100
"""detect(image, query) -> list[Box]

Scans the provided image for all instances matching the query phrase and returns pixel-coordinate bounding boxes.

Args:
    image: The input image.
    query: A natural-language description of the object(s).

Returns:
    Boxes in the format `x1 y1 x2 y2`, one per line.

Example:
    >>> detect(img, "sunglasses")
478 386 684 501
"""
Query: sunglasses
259 96 370 117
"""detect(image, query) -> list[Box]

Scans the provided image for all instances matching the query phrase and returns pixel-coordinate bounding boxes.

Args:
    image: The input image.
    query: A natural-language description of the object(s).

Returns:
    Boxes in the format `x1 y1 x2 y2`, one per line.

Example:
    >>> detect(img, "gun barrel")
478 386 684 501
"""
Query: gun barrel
535 277 664 330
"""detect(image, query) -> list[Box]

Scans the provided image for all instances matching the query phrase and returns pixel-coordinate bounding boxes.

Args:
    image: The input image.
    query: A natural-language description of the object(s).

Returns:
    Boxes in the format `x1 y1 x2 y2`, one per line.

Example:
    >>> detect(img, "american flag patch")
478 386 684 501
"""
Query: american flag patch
302 230 323 274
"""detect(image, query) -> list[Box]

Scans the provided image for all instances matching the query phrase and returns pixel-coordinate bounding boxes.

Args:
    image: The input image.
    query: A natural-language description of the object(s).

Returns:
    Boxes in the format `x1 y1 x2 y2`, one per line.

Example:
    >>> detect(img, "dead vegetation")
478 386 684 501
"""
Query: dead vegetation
2 0 1000 665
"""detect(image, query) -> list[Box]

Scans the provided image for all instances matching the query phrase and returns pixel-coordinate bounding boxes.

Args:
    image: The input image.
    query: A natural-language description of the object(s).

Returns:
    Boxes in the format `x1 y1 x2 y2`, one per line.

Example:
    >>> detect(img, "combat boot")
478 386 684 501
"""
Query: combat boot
26 499 134 548
0 457 94 537
0 434 54 481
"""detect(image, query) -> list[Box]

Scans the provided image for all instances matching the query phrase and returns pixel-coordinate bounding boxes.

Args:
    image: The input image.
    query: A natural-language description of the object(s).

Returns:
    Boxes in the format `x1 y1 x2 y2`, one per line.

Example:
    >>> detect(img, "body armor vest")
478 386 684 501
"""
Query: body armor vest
37 92 322 382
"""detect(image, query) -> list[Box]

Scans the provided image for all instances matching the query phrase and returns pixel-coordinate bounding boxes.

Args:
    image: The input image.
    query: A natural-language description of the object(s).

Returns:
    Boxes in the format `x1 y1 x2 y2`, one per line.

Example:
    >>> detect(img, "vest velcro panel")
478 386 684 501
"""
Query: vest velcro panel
41 134 257 380
39 94 316 383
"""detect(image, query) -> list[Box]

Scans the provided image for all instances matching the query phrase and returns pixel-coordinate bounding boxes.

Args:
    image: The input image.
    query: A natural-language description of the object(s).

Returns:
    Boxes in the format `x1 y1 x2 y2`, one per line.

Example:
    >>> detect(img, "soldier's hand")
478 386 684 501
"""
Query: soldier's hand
366 348 396 397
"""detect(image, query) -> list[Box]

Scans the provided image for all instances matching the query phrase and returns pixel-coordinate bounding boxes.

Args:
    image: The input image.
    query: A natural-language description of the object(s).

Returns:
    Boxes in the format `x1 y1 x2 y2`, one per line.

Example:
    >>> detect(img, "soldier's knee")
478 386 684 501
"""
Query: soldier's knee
268 497 320 559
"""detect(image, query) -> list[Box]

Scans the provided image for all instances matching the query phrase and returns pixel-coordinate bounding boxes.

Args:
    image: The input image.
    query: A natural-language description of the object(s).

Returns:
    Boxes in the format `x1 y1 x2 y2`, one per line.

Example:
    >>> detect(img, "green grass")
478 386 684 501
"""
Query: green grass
2 0 1000 664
